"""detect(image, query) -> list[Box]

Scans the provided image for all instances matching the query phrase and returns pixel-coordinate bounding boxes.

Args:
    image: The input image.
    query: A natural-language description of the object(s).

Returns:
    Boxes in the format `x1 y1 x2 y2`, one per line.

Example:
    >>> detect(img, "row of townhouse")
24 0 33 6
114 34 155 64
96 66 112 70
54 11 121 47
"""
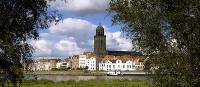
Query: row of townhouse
32 56 79 71
31 53 145 71
99 59 133 71
32 58 61 71
99 55 144 71
32 57 68 71
78 52 145 71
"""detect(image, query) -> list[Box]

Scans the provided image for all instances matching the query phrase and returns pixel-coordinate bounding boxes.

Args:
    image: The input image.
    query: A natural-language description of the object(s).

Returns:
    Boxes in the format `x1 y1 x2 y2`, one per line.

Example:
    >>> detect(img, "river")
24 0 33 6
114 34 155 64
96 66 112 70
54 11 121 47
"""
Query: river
25 74 148 82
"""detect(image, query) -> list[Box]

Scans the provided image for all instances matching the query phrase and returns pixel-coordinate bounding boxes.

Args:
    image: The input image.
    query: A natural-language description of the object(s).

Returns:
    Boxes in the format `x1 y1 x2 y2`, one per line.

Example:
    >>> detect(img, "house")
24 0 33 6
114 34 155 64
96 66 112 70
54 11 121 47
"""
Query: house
56 61 70 69
99 55 133 71
79 52 96 71
32 57 61 71
68 55 79 69
99 55 144 71
133 57 145 70
85 57 96 71
79 54 87 68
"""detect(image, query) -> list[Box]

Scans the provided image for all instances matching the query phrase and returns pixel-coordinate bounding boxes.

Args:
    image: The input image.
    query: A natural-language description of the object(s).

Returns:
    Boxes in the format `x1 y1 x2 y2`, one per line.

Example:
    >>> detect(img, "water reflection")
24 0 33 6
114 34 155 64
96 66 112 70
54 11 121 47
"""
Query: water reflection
25 74 147 82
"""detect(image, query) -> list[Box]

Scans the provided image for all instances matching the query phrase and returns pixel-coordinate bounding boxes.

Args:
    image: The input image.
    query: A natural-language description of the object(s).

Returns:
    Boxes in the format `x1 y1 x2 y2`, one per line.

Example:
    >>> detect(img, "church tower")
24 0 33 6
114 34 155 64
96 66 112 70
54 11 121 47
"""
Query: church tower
94 25 107 58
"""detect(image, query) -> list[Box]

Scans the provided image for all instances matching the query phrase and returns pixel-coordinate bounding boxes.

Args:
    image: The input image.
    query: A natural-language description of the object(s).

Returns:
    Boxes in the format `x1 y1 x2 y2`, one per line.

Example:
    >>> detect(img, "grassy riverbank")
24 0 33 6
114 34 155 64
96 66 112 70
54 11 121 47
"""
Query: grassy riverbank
20 79 150 87
26 70 106 76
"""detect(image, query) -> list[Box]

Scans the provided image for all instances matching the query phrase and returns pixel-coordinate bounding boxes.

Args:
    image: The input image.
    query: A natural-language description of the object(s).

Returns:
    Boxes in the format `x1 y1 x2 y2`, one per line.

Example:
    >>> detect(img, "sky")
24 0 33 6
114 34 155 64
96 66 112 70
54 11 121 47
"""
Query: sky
30 0 132 57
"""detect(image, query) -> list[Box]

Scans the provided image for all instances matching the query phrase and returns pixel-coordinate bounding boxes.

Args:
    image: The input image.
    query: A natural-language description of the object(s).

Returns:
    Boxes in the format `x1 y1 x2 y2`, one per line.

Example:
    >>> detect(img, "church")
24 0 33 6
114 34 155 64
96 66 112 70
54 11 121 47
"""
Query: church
93 25 143 70
94 25 142 59
68 25 144 71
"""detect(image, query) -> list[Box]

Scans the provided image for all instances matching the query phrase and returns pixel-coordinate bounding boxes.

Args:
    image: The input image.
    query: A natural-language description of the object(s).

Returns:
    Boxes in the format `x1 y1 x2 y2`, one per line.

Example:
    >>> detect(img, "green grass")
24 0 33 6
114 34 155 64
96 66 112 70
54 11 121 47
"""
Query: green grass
1 79 150 87
19 79 149 87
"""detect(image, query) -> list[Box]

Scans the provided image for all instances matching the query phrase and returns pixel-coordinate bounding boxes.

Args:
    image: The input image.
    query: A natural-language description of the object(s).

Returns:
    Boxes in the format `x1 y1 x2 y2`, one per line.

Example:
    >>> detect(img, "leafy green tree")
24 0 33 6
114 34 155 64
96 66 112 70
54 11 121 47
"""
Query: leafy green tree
108 0 200 86
0 0 60 86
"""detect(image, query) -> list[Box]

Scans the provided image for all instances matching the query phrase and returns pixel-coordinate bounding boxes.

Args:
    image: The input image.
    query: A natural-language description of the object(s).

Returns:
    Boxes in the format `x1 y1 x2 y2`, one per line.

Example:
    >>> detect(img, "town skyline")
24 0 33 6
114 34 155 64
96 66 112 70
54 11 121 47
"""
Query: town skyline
32 24 144 74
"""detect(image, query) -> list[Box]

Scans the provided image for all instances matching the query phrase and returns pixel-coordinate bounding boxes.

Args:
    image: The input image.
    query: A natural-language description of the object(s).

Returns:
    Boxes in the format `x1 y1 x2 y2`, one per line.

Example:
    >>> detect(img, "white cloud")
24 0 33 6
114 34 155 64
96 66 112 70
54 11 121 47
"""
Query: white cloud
54 38 84 56
48 0 110 15
49 18 96 41
31 39 53 56
31 36 84 57
31 18 132 57
106 31 132 51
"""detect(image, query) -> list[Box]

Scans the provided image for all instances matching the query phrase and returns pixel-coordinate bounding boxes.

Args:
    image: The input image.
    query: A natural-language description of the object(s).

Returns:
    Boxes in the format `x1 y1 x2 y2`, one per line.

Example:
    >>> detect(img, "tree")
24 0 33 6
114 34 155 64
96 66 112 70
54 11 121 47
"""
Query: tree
108 0 200 87
85 66 89 70
0 0 60 86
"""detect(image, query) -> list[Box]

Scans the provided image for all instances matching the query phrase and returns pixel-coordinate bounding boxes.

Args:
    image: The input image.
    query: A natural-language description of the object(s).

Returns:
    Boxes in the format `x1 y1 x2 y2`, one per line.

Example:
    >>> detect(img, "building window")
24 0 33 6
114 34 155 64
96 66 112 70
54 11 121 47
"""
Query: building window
123 65 125 68
118 65 120 68
113 65 115 69
109 65 111 68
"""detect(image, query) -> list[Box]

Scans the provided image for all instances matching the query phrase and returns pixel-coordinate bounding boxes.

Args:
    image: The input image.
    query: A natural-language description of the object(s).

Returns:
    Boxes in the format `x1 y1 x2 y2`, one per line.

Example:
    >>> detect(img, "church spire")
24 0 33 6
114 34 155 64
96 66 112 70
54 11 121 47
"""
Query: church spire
96 24 104 36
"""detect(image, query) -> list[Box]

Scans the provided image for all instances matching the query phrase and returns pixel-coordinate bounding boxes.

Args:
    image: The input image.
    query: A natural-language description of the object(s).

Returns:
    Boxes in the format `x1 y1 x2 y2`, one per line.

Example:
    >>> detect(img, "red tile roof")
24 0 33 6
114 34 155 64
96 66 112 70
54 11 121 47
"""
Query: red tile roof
102 55 143 63
83 52 96 58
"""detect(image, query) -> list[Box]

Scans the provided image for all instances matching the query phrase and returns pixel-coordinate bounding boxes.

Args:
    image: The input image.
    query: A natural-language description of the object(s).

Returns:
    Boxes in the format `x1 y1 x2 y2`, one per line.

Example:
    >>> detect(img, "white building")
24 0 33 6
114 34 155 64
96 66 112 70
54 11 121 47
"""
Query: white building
56 61 69 69
85 57 96 71
33 61 50 71
79 54 96 71
99 55 144 71
79 54 87 68
78 54 144 71
99 59 133 71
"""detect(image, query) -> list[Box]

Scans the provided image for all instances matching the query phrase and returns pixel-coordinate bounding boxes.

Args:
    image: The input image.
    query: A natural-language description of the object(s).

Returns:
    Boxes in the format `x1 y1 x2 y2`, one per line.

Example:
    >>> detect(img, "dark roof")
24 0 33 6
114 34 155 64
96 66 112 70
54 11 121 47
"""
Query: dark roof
96 25 104 30
107 51 142 56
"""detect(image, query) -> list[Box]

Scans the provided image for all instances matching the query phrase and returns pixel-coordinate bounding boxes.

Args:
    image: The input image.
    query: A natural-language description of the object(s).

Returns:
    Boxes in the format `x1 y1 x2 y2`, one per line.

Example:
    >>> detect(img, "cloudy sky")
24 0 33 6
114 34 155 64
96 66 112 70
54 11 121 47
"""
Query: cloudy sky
31 0 132 57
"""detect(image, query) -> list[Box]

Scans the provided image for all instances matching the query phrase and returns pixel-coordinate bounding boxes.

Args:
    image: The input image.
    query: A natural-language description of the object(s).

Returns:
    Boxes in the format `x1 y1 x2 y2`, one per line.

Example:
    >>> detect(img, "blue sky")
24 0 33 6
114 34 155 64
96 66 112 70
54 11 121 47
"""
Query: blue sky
31 0 132 57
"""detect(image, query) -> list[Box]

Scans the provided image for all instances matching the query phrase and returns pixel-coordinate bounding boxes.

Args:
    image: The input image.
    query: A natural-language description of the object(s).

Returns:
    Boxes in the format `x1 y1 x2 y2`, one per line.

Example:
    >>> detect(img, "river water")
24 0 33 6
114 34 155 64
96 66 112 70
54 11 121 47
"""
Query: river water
25 74 148 82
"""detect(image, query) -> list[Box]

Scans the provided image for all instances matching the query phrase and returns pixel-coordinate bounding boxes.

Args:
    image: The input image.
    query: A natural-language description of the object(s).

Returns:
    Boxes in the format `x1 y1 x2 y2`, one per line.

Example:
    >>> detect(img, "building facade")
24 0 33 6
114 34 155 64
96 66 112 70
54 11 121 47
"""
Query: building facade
98 55 144 71
32 57 61 71
79 54 87 68
85 57 96 71
56 61 70 69
68 55 79 69
79 53 96 71
99 59 133 71
133 58 145 70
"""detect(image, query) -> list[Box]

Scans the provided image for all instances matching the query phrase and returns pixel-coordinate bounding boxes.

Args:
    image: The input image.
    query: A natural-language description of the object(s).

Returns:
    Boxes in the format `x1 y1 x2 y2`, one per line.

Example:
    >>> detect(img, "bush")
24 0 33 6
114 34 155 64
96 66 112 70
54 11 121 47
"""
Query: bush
51 68 59 71
51 67 69 71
